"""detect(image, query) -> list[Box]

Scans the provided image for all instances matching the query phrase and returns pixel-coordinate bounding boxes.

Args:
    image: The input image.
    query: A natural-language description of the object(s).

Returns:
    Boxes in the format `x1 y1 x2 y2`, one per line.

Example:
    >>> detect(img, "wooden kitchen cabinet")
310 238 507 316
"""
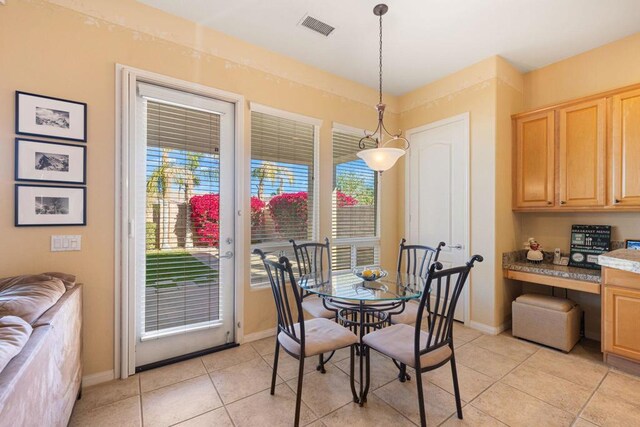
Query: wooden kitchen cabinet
611 88 640 207
512 83 640 212
514 111 555 208
558 99 606 207
603 268 640 364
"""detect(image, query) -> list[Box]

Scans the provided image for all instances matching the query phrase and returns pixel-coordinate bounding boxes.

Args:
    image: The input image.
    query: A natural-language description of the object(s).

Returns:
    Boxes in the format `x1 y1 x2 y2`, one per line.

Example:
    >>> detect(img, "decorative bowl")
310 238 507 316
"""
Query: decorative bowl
353 266 388 281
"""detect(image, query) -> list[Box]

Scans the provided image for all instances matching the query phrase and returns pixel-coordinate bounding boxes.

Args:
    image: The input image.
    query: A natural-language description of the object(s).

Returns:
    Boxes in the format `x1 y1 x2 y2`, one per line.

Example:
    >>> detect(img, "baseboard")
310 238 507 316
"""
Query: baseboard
243 328 276 343
467 320 510 335
82 370 115 388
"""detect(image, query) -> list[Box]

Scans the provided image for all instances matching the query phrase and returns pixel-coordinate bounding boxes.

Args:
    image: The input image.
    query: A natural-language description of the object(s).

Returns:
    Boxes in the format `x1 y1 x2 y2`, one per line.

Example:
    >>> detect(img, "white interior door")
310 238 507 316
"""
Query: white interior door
130 82 236 369
406 113 469 321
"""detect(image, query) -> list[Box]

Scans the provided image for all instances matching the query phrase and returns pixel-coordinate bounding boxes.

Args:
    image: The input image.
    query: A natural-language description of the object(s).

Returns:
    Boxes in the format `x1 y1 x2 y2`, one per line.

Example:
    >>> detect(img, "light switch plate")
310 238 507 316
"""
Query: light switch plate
51 235 81 252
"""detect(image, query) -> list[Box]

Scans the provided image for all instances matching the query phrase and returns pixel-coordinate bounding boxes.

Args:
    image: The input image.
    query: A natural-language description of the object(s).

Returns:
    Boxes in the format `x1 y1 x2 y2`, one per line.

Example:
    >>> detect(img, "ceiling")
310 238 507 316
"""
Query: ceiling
138 0 640 95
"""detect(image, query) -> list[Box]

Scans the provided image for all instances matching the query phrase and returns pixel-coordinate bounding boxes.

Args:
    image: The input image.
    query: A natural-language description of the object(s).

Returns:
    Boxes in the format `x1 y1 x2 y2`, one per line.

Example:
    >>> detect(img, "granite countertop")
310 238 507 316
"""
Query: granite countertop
503 250 601 283
598 249 640 274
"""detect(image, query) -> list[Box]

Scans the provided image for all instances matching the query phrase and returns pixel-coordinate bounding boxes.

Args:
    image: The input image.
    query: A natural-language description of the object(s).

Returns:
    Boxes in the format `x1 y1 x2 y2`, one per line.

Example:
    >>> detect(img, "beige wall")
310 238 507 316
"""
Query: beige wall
0 0 400 376
523 32 640 110
495 59 525 327
398 57 520 329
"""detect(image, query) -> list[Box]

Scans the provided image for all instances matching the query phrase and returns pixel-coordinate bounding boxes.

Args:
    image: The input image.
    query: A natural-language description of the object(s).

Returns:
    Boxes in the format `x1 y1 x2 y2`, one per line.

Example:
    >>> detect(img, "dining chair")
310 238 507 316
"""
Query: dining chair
388 238 446 325
289 238 336 320
290 238 339 373
253 249 359 427
362 255 483 426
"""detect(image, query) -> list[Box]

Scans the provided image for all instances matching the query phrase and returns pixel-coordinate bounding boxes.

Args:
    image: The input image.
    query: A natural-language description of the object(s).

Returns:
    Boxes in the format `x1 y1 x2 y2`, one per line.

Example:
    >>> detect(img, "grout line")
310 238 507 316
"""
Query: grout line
138 375 144 426
575 369 610 424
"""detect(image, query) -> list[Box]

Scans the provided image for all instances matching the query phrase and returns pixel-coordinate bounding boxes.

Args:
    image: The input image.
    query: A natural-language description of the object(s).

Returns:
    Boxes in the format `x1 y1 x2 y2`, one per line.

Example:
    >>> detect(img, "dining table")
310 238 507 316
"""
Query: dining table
298 269 427 405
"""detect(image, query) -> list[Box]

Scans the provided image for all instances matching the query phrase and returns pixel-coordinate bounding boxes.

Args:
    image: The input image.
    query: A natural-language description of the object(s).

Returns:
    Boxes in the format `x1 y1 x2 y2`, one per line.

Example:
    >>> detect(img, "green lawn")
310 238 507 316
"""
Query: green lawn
146 251 218 287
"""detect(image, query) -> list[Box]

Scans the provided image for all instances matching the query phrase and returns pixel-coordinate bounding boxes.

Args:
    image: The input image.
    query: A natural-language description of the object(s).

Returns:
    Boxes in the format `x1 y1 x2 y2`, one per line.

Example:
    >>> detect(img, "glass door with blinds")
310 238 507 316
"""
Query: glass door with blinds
132 82 236 368
332 128 380 271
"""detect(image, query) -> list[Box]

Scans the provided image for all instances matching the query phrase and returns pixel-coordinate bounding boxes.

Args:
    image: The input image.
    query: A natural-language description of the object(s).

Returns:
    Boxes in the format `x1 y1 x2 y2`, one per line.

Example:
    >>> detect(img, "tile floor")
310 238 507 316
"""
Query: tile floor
69 324 640 426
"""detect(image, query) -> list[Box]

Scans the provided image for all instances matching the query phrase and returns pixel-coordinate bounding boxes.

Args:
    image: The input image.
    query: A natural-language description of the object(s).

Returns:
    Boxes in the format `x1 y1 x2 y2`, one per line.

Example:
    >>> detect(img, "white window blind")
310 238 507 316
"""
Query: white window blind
142 94 222 336
250 110 317 285
332 129 379 270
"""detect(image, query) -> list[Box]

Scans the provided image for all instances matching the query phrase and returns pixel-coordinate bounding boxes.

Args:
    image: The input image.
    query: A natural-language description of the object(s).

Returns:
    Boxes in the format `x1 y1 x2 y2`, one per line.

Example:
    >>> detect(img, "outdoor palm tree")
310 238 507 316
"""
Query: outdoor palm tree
147 149 205 249
251 161 295 200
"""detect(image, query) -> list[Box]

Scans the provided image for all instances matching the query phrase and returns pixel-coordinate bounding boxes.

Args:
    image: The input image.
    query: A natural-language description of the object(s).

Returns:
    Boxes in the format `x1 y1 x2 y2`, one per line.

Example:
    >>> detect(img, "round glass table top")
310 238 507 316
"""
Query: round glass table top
298 270 426 302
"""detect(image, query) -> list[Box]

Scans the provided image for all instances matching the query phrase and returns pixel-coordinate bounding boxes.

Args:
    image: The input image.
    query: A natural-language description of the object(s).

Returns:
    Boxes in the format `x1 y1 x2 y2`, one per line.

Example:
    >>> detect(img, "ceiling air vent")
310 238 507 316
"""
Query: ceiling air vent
300 15 335 37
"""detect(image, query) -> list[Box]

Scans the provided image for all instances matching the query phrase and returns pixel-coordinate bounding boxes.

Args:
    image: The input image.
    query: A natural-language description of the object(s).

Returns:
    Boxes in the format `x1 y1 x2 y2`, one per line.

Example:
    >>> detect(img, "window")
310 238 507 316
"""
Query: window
250 106 319 285
332 127 380 270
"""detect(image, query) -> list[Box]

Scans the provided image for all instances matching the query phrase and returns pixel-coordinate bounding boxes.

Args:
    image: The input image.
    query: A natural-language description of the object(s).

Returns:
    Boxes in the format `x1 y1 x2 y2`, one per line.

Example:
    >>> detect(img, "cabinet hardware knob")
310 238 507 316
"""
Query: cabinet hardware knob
560 201 566 205
615 199 620 204
547 201 552 205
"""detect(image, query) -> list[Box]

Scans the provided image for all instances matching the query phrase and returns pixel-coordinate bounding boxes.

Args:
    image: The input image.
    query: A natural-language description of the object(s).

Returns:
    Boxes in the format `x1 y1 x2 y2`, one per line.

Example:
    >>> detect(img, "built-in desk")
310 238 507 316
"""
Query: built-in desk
503 257 601 294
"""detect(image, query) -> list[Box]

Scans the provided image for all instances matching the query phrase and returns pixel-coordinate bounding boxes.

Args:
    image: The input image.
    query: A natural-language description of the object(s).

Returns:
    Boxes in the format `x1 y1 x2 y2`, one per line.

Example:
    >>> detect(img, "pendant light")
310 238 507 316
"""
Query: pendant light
357 3 409 173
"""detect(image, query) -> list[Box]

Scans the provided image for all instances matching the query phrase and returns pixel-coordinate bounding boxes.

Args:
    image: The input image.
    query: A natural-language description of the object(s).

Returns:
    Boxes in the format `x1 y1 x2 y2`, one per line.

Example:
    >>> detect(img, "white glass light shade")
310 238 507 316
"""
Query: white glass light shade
356 147 405 172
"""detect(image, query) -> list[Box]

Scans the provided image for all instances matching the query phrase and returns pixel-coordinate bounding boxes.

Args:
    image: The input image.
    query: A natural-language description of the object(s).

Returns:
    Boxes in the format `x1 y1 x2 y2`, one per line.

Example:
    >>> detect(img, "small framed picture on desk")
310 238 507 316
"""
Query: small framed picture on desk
625 239 640 250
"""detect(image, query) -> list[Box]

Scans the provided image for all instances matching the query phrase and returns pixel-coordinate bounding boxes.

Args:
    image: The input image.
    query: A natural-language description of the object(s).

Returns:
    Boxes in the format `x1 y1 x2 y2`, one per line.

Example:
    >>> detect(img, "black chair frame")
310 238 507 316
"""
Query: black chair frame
290 237 338 372
390 238 446 381
253 249 357 427
366 254 483 426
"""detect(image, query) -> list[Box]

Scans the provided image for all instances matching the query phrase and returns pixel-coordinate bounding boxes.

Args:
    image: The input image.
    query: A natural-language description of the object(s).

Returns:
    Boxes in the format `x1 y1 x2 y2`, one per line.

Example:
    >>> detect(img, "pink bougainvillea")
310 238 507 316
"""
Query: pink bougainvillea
250 196 266 227
268 192 308 238
190 193 220 246
191 191 358 245
190 194 267 246
336 191 358 208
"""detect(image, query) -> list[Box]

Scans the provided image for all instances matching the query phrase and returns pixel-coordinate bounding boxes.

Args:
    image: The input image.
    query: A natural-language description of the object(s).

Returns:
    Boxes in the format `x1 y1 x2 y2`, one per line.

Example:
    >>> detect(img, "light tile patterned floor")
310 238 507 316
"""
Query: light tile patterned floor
69 325 640 426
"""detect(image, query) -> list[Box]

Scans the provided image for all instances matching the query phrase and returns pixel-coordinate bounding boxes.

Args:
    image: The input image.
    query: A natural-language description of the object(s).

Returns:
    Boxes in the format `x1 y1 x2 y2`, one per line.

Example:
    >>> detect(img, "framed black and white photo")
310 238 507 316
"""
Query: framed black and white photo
15 184 86 227
15 138 86 184
16 91 87 142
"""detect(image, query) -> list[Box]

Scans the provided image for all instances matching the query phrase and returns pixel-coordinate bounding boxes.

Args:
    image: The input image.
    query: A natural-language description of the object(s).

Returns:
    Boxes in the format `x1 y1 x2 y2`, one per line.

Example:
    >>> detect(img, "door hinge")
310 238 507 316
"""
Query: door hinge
128 220 133 238
237 321 242 329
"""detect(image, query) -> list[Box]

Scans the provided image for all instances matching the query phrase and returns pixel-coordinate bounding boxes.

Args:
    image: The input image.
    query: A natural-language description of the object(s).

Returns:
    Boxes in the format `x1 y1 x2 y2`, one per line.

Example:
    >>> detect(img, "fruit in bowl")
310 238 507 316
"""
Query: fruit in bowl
354 266 387 281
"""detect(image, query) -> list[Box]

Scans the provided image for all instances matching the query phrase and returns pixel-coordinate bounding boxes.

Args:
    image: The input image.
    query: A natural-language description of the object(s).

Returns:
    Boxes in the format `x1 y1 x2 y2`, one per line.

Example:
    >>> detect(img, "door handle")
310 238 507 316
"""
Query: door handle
447 244 464 250
219 251 234 259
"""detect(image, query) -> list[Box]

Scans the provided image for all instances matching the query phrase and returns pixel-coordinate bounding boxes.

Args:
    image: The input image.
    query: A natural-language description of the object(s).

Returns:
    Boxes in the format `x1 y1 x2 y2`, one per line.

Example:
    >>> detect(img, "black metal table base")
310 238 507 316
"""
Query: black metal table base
331 299 404 406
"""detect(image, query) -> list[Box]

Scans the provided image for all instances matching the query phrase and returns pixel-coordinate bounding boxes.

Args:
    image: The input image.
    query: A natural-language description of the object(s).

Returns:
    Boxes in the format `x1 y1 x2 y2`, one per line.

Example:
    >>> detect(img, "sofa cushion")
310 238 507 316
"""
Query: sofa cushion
0 316 32 373
43 272 76 289
0 275 66 324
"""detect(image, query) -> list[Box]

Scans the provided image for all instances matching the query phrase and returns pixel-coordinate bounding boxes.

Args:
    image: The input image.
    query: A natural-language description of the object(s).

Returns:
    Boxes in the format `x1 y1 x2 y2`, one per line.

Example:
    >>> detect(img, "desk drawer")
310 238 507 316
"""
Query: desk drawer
603 268 640 290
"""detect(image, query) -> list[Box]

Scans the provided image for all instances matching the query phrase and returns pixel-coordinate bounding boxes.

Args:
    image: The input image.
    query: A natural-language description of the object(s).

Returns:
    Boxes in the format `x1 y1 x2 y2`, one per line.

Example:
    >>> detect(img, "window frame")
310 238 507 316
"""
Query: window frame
331 123 382 271
249 103 321 287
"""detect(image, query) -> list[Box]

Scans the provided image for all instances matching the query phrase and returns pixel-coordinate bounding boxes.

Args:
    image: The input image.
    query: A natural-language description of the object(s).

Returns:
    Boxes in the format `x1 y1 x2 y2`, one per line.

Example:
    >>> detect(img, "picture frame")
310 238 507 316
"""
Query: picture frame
15 138 86 185
15 91 87 142
625 239 640 250
15 184 86 227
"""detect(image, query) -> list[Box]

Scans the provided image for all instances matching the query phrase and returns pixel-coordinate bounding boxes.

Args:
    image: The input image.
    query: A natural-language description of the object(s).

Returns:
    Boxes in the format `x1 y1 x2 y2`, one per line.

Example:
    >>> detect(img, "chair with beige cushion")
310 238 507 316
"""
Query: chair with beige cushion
363 255 483 427
512 293 581 352
388 238 445 326
290 238 340 373
253 249 358 427
289 238 336 320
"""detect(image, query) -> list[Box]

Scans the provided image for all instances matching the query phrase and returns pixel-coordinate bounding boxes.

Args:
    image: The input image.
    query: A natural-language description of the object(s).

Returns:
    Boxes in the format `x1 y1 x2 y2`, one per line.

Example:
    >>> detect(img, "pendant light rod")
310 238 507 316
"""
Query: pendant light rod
358 3 409 155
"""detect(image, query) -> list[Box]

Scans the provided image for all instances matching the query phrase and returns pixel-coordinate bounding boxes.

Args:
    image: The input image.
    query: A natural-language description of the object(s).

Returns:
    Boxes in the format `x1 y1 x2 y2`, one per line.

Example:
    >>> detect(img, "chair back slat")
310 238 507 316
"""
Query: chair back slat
415 255 483 360
253 249 305 347
397 238 446 277
290 237 331 277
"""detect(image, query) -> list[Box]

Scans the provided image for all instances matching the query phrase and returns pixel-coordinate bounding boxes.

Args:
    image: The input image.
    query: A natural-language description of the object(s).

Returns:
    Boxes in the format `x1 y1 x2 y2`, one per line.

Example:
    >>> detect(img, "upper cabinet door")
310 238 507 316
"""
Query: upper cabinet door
612 88 640 207
514 111 555 208
558 99 606 207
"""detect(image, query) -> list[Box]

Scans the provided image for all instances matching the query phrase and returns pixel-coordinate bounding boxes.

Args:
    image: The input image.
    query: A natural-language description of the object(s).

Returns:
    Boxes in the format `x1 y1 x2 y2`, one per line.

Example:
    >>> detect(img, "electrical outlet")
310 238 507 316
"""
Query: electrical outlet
51 235 81 252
